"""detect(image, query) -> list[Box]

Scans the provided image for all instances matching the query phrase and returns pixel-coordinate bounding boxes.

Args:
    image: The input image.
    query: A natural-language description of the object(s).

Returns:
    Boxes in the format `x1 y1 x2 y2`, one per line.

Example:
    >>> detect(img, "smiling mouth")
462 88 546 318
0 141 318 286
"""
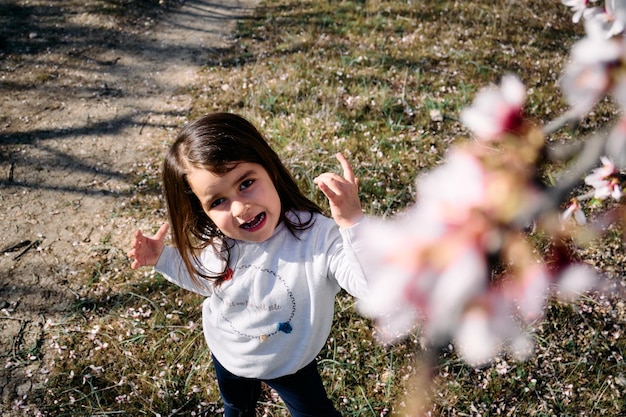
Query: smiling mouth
240 212 266 230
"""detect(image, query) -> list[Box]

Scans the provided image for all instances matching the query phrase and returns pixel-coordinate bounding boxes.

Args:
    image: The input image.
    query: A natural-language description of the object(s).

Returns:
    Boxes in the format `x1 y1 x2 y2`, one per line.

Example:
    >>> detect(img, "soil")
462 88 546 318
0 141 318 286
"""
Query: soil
0 0 258 413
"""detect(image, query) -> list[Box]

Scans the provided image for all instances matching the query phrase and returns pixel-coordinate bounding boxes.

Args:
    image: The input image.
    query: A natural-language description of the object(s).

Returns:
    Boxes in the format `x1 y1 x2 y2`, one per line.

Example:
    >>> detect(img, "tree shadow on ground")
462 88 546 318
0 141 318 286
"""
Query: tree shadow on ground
0 0 255 197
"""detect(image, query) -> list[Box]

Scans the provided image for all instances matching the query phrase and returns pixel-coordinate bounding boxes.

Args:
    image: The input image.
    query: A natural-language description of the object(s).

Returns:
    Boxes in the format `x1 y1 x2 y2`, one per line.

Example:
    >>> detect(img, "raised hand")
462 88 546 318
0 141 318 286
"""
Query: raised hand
127 223 169 269
314 152 363 228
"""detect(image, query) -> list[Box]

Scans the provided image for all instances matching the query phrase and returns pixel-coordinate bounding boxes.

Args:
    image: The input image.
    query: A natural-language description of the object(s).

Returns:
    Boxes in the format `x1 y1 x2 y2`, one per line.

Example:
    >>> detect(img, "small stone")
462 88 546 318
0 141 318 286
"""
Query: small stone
16 380 32 397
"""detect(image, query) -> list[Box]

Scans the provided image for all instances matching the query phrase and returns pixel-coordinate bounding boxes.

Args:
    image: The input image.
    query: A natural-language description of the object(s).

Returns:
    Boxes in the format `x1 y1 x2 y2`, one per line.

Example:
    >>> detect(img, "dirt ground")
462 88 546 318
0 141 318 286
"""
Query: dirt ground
0 0 258 412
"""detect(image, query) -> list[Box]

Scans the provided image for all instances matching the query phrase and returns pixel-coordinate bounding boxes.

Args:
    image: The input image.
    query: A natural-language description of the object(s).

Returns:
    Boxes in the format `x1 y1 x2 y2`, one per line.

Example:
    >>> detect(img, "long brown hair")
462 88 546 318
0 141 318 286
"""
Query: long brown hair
162 112 322 286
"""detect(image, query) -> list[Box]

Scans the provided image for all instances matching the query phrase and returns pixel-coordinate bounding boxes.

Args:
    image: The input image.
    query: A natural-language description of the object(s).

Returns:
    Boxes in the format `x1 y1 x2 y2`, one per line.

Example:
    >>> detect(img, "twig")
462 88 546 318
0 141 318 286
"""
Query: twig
546 140 585 162
13 239 42 261
139 115 151 135
574 189 596 201
167 399 194 417
1 240 31 254
12 320 28 360
541 108 580 137
548 131 607 202
515 130 608 227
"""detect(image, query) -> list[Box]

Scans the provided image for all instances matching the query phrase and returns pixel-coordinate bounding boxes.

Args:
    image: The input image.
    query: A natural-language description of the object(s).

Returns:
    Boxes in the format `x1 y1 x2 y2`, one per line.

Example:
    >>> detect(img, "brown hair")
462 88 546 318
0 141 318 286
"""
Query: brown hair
162 112 322 286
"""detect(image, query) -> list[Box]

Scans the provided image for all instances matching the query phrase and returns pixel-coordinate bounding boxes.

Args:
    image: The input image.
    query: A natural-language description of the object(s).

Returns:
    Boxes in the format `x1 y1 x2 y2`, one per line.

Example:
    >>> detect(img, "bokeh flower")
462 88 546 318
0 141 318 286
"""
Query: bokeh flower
358 137 545 357
359 41 607 366
562 0 598 23
561 36 623 116
460 74 526 142
556 263 597 301
455 306 500 367
583 0 626 38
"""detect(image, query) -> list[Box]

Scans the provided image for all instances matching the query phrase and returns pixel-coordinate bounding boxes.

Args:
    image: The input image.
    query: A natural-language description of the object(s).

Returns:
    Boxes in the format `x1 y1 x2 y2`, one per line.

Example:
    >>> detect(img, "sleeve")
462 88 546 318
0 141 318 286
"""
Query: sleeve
154 246 213 296
326 217 370 300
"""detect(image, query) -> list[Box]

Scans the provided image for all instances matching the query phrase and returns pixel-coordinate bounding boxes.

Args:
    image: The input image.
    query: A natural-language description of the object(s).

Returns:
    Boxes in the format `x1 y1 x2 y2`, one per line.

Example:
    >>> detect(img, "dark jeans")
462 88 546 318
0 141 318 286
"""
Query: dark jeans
212 355 342 417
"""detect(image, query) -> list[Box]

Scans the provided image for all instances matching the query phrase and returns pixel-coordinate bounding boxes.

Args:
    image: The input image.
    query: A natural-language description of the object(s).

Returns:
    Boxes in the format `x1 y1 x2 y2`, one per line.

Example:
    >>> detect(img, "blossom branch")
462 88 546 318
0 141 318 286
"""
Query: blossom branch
358 3 626 409
515 130 609 228
541 108 585 137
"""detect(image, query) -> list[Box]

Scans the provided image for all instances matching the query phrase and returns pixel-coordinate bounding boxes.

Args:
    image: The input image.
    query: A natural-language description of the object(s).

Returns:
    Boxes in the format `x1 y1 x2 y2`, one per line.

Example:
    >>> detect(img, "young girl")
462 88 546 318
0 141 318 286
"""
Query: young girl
127 112 368 417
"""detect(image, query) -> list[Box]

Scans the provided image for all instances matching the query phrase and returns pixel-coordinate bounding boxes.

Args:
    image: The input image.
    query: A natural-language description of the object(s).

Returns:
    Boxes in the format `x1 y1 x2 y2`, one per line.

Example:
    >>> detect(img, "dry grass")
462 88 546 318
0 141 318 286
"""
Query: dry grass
36 0 625 416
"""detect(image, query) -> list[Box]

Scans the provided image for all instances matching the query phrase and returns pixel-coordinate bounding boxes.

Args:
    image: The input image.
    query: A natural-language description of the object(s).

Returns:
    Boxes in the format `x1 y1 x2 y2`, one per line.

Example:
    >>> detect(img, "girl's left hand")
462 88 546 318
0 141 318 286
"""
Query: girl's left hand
314 152 363 228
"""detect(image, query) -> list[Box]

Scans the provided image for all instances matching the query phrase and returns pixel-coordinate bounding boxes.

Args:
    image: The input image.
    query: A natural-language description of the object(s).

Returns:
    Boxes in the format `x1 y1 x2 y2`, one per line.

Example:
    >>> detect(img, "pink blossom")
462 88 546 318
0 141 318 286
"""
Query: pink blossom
425 247 488 343
356 64 601 366
358 145 540 353
561 37 623 116
358 153 501 346
562 199 587 225
583 0 626 38
357 203 489 344
556 264 597 301
356 203 447 338
460 74 526 142
584 156 622 200
453 294 520 367
359 228 489 346
455 307 500 367
562 0 597 23
417 149 488 223
509 264 551 322
356 215 434 343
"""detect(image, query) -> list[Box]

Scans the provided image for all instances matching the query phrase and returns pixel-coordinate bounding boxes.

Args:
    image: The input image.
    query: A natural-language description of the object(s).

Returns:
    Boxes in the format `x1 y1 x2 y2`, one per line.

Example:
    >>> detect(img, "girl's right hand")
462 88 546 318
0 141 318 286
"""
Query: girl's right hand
314 153 363 229
127 223 169 269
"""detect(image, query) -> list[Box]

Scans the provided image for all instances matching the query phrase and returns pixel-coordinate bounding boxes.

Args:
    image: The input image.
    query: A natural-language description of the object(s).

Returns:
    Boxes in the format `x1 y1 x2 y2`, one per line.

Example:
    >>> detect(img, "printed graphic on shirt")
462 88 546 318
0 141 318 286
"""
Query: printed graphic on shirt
213 263 296 342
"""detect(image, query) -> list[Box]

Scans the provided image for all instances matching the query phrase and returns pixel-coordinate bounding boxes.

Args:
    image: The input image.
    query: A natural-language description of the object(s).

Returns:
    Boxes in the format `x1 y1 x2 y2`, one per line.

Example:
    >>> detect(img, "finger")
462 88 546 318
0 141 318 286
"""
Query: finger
154 223 169 240
315 174 344 197
336 152 355 183
316 179 338 200
131 230 143 247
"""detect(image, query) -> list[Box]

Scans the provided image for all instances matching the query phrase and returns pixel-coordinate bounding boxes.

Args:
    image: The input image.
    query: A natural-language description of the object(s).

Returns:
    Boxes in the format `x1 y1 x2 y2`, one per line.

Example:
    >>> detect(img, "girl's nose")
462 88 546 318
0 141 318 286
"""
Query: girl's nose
231 200 249 219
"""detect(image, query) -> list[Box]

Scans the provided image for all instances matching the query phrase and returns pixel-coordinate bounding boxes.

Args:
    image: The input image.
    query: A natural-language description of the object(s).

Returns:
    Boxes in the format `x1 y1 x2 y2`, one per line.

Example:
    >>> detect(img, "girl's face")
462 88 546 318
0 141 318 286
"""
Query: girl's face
186 162 282 242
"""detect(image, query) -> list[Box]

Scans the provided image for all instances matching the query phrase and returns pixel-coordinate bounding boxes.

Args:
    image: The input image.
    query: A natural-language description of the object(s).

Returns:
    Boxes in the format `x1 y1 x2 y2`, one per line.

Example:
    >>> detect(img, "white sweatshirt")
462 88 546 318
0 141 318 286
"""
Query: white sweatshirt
155 211 368 379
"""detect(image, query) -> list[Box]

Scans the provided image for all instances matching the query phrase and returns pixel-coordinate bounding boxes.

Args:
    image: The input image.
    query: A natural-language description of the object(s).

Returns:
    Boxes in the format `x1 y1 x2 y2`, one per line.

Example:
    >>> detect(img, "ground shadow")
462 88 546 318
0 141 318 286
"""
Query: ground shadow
0 0 256 197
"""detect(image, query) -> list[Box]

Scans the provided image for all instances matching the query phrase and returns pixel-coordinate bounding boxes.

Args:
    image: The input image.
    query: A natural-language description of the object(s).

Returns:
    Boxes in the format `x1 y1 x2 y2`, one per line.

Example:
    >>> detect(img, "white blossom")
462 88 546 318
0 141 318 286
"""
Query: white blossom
460 74 526 142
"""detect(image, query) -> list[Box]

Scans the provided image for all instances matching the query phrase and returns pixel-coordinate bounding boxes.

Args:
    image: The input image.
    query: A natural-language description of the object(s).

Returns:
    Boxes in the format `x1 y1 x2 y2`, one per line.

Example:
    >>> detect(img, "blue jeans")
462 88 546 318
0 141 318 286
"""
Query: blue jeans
212 355 342 417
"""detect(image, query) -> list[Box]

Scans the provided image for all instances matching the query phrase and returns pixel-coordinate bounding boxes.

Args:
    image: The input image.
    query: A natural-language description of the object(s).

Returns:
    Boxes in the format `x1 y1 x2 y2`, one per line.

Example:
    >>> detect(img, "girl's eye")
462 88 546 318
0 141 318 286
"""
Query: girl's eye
210 198 225 209
240 179 254 190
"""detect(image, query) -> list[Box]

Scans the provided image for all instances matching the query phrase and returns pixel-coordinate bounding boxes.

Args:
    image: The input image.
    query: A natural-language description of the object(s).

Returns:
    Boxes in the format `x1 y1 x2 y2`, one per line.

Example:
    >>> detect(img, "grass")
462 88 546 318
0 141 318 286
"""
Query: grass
34 0 625 416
